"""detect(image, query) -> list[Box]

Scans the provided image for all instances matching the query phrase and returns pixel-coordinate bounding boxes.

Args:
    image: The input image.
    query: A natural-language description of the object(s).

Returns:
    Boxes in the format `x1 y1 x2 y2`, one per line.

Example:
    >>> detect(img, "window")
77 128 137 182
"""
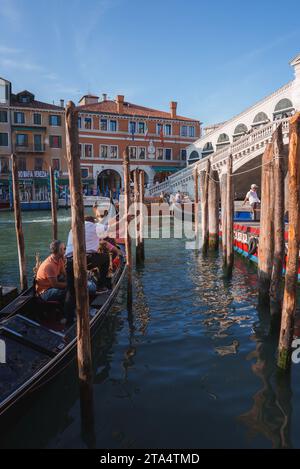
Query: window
129 147 137 159
157 123 163 135
129 121 136 134
165 148 172 160
138 147 146 159
16 134 28 146
33 113 41 125
181 126 188 137
35 158 43 171
138 122 145 134
0 157 9 173
84 117 92 129
0 110 8 122
181 149 187 161
78 117 82 128
157 148 163 160
188 126 195 138
110 145 118 158
49 115 61 126
100 145 108 158
49 135 62 148
110 120 117 132
34 134 42 151
14 112 25 124
19 95 30 103
0 133 8 146
165 124 171 136
84 144 93 158
52 158 60 171
81 168 89 179
100 119 108 131
18 158 26 171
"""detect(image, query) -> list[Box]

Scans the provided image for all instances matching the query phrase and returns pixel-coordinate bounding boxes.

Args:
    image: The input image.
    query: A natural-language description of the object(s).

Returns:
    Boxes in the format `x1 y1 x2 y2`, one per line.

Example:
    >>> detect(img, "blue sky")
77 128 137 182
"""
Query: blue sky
1 0 300 126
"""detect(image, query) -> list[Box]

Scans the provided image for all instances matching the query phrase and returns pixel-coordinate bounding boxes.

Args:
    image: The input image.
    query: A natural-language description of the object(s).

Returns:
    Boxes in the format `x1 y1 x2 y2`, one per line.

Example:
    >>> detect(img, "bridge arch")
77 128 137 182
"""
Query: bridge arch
188 150 200 164
216 133 230 149
233 123 248 141
252 112 269 127
202 142 214 156
273 98 294 119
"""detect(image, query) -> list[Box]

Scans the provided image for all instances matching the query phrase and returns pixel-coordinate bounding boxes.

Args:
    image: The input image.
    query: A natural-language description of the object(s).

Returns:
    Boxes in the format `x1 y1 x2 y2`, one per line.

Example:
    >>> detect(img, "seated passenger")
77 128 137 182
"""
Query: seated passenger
35 240 66 302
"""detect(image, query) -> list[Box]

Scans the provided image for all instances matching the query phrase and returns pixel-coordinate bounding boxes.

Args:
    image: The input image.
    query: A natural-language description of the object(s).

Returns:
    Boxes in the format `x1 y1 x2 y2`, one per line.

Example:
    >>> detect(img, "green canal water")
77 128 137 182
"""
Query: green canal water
0 210 300 449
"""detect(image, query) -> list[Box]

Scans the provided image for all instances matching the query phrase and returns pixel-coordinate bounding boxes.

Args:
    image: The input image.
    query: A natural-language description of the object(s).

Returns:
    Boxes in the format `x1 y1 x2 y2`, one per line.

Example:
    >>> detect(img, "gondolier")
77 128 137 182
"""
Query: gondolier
243 184 260 221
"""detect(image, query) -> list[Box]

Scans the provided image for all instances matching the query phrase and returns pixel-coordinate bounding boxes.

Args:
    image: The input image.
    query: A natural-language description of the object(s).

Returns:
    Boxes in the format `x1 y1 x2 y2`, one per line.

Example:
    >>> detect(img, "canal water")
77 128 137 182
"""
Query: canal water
0 210 300 449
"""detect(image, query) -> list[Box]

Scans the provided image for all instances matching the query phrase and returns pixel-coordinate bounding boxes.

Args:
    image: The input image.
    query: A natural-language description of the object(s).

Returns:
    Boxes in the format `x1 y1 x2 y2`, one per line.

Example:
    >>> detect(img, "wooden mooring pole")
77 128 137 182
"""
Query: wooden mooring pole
193 166 199 245
277 112 300 370
200 159 210 252
270 123 285 315
220 173 227 266
49 165 58 240
139 169 145 261
11 153 28 291
225 154 234 274
65 101 94 416
123 147 133 310
258 143 274 305
208 169 220 250
134 168 142 264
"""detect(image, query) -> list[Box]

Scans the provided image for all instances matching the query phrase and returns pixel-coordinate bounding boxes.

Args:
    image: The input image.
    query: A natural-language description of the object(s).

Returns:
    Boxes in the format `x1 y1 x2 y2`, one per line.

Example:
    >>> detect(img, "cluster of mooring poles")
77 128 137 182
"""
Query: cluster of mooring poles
193 114 300 371
193 154 234 275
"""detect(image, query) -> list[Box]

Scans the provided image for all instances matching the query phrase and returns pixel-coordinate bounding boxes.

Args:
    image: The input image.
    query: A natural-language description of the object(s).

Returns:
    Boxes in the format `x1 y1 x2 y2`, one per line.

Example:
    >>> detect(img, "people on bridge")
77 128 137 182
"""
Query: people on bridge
35 240 67 303
243 184 260 221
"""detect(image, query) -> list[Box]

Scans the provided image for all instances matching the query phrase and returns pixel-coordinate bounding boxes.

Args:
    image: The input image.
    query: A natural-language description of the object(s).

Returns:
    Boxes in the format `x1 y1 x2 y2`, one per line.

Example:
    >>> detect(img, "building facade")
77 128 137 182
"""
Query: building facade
77 94 201 196
0 77 67 207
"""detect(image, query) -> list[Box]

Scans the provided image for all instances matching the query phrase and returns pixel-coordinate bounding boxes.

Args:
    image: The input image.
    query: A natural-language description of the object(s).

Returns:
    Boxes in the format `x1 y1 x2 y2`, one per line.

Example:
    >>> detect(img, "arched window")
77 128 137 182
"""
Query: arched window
273 98 294 120
252 112 269 126
216 133 230 147
202 142 214 155
233 124 247 141
188 150 200 164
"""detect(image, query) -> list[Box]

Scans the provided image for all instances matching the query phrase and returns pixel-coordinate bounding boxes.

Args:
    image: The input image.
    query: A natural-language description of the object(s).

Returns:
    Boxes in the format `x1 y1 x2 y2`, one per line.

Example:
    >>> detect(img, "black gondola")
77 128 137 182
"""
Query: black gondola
0 256 126 419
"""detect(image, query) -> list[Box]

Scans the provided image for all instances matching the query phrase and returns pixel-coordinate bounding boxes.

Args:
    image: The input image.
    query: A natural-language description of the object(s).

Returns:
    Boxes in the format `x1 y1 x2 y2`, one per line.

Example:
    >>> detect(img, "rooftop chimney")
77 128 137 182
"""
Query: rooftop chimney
170 101 177 119
102 93 107 101
116 95 124 114
60 99 64 108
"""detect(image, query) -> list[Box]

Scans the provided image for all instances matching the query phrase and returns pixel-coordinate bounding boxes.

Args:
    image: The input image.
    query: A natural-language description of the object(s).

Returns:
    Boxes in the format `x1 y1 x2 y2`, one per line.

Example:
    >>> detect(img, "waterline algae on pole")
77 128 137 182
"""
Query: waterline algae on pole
278 112 300 370
11 153 28 291
65 101 94 419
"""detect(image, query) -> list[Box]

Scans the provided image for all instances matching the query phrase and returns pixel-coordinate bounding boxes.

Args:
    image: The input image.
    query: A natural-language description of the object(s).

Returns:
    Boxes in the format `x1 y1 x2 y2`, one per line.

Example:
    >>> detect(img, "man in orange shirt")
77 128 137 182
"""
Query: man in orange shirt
36 240 67 302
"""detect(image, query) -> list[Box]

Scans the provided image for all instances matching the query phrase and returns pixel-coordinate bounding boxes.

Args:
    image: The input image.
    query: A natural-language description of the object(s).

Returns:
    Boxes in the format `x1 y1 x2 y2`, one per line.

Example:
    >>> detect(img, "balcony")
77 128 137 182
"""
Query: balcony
13 144 46 153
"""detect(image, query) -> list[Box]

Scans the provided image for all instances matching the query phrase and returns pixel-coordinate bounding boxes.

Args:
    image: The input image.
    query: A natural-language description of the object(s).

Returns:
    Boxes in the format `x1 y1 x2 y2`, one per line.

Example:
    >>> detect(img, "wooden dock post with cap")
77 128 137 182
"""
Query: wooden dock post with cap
225 154 234 273
278 112 300 370
258 143 274 304
49 165 58 240
123 147 133 309
11 153 28 291
208 168 220 250
270 123 285 315
65 101 94 413
200 159 210 252
139 169 145 261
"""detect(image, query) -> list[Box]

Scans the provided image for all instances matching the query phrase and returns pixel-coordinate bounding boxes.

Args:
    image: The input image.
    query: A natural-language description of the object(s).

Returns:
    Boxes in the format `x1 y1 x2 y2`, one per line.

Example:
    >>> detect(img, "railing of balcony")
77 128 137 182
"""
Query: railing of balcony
13 144 46 153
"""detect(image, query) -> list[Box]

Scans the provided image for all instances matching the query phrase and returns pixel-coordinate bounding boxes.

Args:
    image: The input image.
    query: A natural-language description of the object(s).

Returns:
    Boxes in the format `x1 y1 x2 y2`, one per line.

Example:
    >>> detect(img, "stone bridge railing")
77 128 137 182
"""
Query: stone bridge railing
148 117 290 197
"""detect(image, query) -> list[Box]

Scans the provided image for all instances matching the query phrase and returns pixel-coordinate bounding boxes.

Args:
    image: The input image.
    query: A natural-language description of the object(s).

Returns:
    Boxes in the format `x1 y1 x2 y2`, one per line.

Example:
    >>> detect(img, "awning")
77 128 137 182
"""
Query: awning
152 166 182 173
58 178 69 185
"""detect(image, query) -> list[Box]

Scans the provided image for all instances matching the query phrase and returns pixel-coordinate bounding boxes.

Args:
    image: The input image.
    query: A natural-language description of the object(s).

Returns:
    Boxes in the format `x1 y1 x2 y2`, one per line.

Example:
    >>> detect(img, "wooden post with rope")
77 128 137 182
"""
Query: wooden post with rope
270 123 285 315
123 147 133 310
200 159 210 252
208 168 220 250
11 153 28 291
225 154 234 274
277 112 300 370
258 143 274 304
220 173 227 266
49 165 58 240
139 169 145 261
65 101 94 417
